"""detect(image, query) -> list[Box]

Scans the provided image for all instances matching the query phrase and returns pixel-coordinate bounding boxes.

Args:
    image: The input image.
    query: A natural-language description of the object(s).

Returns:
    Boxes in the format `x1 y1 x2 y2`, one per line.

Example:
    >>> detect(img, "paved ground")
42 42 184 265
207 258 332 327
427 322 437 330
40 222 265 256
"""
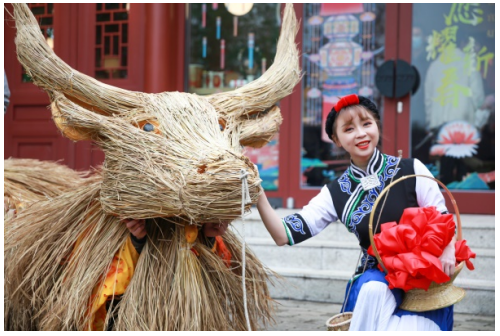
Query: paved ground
264 299 495 331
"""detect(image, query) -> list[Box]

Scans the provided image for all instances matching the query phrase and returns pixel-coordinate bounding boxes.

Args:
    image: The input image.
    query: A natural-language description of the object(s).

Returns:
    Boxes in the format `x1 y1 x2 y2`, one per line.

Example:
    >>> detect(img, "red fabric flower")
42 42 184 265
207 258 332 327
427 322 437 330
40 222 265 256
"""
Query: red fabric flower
334 94 359 112
368 206 475 291
455 240 476 271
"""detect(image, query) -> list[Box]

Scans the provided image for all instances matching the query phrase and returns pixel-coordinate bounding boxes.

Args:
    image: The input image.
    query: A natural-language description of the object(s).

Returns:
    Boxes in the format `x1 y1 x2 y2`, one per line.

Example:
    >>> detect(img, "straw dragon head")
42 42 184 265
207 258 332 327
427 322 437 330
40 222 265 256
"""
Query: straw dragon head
12 3 300 222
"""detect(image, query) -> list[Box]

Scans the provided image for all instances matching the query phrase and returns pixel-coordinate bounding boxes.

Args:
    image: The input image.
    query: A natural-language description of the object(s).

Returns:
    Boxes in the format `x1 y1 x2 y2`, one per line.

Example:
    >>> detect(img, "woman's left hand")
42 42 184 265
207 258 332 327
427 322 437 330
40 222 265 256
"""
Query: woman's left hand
439 236 456 277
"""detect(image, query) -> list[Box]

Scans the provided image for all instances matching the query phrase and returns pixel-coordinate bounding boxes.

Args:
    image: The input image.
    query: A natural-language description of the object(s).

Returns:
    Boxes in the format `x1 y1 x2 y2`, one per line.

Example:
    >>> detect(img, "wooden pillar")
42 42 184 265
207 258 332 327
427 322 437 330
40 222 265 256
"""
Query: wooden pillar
144 3 185 93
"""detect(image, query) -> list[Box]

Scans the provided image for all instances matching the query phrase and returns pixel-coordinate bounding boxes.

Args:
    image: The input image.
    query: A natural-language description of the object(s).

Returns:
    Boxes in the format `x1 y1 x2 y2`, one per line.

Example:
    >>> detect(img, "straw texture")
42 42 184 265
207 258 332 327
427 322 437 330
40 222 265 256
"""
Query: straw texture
5 194 276 330
4 158 88 213
400 262 466 312
326 312 353 331
6 3 301 331
9 1 305 221
207 4 302 148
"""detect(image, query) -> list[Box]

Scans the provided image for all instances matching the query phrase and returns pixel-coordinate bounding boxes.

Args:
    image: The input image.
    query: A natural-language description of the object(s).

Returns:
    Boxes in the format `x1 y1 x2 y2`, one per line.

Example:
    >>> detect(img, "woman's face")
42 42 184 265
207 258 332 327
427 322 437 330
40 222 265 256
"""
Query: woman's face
333 107 380 169
203 221 229 237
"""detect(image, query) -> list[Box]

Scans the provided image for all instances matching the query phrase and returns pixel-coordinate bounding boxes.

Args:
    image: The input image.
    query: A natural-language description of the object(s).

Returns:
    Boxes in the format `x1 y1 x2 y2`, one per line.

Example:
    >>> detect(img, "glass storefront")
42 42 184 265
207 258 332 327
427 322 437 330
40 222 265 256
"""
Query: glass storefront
186 3 281 95
300 4 386 187
410 3 495 190
186 4 282 190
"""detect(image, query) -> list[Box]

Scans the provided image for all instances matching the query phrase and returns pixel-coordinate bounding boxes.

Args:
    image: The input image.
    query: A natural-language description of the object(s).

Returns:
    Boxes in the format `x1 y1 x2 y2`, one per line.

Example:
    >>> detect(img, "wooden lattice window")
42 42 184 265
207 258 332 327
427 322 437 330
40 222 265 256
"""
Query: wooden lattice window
22 3 54 82
95 3 129 79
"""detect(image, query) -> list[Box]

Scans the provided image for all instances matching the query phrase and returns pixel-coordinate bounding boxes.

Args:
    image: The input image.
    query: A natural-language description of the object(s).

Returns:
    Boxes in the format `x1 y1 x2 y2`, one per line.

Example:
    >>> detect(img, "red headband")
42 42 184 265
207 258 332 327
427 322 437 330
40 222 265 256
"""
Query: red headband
335 94 360 112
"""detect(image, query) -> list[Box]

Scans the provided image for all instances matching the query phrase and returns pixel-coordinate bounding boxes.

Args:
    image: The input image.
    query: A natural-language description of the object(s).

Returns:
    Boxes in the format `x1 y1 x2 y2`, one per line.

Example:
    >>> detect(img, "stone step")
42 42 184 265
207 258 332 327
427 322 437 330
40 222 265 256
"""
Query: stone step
234 210 495 249
264 267 495 316
267 238 491 279
242 237 494 281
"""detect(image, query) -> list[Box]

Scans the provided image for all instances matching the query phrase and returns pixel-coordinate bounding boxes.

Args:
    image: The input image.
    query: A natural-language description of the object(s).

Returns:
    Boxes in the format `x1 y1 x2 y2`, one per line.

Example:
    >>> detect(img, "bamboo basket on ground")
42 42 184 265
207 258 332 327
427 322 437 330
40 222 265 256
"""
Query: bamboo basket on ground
326 312 352 331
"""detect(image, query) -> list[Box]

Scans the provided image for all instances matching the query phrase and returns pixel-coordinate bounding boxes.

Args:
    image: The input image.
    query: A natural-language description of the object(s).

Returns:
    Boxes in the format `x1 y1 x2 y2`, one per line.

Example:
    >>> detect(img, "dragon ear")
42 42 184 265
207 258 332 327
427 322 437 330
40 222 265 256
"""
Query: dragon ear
239 106 282 148
51 97 96 141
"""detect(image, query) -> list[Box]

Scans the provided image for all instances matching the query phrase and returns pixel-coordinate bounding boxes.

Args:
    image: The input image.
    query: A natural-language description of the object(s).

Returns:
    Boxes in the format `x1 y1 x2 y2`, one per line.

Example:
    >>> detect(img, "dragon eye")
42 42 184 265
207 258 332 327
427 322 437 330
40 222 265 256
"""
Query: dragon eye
218 118 226 131
143 123 155 132
135 120 161 135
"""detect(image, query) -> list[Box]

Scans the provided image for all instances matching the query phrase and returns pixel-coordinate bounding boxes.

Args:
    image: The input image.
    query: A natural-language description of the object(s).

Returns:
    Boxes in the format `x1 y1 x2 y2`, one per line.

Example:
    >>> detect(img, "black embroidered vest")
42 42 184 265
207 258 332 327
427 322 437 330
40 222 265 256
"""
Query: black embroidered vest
327 149 418 272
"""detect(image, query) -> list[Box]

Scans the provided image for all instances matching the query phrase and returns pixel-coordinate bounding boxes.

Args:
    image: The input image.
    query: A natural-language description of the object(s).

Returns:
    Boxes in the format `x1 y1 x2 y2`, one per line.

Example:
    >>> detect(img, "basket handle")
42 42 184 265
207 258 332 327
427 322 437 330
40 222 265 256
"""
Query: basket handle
368 174 462 273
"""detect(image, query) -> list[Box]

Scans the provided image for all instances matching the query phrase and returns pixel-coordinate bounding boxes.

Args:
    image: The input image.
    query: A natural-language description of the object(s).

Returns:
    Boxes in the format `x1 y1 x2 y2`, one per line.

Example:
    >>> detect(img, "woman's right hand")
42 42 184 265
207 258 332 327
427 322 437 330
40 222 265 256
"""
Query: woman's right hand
440 236 457 277
123 219 147 240
256 192 289 246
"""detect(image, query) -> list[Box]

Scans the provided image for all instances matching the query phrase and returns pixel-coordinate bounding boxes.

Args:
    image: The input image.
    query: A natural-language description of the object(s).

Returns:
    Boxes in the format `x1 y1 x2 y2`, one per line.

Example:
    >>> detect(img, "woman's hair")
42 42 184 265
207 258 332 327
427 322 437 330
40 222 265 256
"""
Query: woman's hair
325 95 380 142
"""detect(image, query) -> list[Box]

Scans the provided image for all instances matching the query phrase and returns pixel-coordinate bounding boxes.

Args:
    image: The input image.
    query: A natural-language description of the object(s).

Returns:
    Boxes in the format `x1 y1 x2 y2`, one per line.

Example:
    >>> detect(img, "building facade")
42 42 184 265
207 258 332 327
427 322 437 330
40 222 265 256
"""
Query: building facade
4 3 495 214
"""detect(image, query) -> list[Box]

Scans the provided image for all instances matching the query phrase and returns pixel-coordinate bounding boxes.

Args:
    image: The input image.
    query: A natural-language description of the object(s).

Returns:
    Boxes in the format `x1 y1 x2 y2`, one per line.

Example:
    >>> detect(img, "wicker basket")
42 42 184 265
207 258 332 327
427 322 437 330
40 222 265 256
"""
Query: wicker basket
368 174 466 312
326 312 353 331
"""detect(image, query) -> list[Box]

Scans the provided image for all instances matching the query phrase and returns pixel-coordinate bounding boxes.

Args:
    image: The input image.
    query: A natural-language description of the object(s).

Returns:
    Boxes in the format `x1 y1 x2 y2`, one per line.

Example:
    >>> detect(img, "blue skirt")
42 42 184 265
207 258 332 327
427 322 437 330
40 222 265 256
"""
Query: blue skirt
341 269 454 331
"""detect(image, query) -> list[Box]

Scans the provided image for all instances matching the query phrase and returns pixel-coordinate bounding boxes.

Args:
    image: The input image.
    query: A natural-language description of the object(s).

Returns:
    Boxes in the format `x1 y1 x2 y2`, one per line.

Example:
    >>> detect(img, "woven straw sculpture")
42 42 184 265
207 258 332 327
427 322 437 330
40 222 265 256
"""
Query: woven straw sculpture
4 158 89 214
5 3 300 331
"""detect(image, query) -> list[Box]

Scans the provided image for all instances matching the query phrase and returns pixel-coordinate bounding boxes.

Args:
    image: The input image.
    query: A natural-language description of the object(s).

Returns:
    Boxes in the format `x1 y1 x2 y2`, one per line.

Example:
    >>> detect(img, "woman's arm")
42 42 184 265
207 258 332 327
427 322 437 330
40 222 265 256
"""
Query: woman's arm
256 192 289 246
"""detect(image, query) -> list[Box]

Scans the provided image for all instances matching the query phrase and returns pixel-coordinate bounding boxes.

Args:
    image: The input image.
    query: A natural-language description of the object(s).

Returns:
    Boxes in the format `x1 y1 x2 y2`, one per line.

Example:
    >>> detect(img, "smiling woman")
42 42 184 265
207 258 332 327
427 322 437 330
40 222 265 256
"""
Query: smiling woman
328 95 381 171
255 93 460 330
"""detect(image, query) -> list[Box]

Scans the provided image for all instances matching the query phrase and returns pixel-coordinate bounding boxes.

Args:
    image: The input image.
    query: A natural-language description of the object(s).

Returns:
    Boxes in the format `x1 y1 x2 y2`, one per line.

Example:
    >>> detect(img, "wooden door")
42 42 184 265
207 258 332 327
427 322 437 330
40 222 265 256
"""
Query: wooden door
4 3 147 171
4 4 78 166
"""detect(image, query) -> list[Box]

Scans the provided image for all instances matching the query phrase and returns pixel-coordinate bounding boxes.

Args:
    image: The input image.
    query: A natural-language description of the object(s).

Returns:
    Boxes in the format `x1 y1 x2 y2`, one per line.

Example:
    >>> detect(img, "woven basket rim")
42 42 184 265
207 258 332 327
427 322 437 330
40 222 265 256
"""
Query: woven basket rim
400 284 466 312
326 312 353 327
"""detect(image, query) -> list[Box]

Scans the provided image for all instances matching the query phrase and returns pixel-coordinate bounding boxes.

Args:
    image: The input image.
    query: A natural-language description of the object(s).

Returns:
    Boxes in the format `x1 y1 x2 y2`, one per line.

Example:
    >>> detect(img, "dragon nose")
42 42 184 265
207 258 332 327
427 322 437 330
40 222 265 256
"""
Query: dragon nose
197 164 207 174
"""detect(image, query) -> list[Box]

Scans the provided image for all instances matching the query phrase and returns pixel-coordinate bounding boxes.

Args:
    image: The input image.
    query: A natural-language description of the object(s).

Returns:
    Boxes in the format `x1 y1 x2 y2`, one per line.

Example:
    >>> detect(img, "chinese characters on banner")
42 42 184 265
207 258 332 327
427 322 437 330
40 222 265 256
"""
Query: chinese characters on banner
411 3 495 190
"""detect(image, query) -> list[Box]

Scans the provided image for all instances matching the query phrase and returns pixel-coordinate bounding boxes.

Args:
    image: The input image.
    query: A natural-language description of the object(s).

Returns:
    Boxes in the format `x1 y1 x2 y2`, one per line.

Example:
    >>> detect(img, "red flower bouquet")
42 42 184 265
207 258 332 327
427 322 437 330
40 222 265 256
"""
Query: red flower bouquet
368 206 476 292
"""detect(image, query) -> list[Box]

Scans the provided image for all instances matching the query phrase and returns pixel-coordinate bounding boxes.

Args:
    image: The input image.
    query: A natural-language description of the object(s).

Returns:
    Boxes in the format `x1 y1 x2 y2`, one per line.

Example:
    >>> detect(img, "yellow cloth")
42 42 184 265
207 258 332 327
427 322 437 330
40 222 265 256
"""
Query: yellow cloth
86 236 140 331
73 233 228 330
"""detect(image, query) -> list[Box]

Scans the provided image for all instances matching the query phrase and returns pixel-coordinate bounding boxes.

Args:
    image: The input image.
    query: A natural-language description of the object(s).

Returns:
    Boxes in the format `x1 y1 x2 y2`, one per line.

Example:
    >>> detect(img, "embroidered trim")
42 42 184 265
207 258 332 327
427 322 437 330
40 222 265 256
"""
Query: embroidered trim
283 214 306 235
345 189 365 232
349 148 383 180
347 155 399 232
360 247 378 270
282 220 294 246
341 184 363 226
341 151 386 226
338 172 353 195
348 169 360 183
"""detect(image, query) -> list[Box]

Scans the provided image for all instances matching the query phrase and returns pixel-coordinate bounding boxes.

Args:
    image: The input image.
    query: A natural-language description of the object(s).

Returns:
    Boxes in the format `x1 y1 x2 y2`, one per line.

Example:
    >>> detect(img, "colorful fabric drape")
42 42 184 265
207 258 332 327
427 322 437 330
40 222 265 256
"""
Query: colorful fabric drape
368 206 475 292
213 236 232 268
87 236 139 331
83 234 231 330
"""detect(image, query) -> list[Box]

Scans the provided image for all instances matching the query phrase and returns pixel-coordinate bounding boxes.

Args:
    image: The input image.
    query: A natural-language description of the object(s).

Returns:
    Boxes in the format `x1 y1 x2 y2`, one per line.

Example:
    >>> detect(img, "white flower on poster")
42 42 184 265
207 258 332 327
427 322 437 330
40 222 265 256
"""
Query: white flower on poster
430 120 480 158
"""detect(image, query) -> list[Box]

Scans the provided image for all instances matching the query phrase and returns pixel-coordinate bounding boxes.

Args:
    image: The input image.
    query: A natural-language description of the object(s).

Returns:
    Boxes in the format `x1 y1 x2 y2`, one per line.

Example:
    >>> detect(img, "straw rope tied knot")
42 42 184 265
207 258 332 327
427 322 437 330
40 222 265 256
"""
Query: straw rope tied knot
239 168 252 331
240 169 252 210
